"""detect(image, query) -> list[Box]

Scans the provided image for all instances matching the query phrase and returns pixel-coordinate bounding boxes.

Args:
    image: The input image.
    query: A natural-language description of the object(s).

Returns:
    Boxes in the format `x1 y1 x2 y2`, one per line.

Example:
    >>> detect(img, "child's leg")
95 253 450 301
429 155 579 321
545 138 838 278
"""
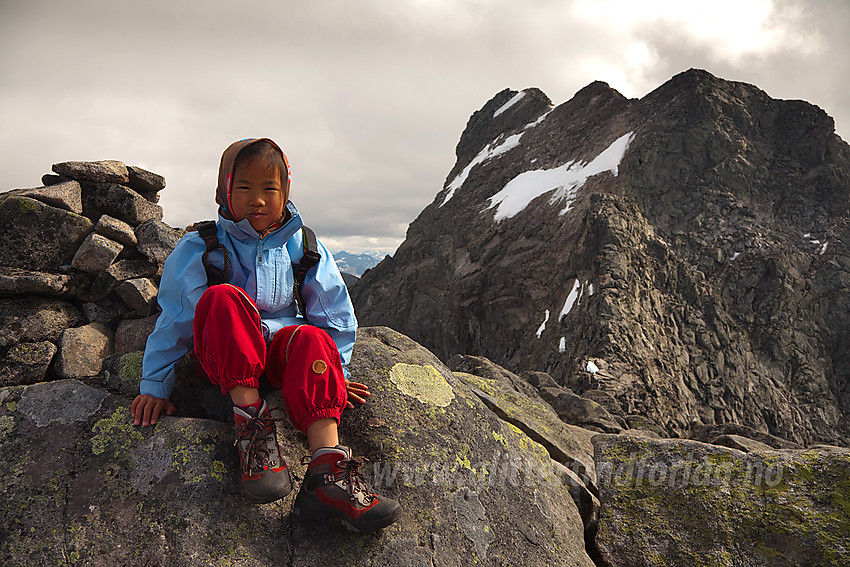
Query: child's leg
265 325 347 450
193 284 266 398
193 284 292 503
268 325 401 531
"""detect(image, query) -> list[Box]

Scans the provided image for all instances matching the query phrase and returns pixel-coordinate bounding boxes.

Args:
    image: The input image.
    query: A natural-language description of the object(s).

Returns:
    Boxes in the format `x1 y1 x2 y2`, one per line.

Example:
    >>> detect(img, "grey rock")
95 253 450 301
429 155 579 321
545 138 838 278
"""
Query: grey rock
593 434 850 567
540 386 623 433
139 190 160 204
135 219 182 265
116 278 158 316
102 351 146 398
95 214 138 246
81 299 128 326
689 422 802 450
709 433 773 452
55 322 114 378
449 355 598 501
0 341 57 386
624 414 667 437
0 266 89 298
520 370 561 390
40 173 63 186
81 182 163 226
107 258 159 281
16 180 82 213
581 389 623 416
127 165 166 193
0 297 84 348
16 379 109 426
90 258 159 300
52 159 129 184
0 196 93 272
71 232 123 274
114 314 158 354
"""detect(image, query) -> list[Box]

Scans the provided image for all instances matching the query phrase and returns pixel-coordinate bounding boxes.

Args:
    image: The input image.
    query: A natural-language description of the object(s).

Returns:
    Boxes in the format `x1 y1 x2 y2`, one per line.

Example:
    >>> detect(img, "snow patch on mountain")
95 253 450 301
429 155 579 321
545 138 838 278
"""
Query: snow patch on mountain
486 132 635 221
493 92 526 117
440 133 524 207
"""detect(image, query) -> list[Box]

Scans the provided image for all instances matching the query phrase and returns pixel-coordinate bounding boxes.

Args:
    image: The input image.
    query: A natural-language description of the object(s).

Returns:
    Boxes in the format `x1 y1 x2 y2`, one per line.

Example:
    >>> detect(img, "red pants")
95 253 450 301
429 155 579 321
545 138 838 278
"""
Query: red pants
193 284 347 432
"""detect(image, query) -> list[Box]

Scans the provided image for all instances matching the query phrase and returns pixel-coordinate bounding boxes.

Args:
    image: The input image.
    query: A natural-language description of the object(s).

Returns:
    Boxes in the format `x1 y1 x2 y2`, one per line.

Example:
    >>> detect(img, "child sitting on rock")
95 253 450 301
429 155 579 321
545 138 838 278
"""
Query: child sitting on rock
130 137 401 532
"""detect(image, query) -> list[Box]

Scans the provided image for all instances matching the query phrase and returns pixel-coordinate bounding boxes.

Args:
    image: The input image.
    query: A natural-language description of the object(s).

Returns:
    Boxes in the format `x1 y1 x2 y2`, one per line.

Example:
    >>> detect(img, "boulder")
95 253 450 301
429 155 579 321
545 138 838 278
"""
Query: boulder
581 389 624 416
81 300 128 327
95 214 138 247
15 180 83 213
81 182 163 226
689 422 803 450
0 267 90 298
539 386 623 433
624 414 667 437
90 258 160 301
0 297 84 348
127 165 166 193
0 195 93 272
709 433 773 452
114 315 158 354
55 322 114 378
0 341 57 386
71 232 123 274
116 278 158 316
40 173 63 186
135 219 182 265
52 159 130 184
593 434 850 567
449 357 599 531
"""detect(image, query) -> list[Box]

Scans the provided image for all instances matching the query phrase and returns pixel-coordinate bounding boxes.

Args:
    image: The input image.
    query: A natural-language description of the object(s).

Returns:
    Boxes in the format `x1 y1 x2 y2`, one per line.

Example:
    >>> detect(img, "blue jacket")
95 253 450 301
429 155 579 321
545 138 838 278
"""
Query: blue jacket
140 201 357 399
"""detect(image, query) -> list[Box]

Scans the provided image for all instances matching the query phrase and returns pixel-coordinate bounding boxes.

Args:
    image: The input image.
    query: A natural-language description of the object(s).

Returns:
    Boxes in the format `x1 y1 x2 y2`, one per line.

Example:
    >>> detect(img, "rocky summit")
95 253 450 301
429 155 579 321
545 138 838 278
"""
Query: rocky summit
1 70 849 566
352 68 850 449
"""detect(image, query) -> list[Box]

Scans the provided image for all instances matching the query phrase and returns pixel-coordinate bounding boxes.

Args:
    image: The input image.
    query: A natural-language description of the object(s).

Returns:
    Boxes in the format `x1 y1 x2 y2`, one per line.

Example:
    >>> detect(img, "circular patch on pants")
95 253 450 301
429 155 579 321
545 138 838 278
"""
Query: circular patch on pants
311 359 328 374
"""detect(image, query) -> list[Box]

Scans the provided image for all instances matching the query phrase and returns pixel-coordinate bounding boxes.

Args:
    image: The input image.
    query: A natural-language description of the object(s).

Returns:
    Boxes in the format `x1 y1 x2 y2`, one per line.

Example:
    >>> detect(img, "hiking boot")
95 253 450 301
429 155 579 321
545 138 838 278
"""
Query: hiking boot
294 446 401 532
233 400 292 503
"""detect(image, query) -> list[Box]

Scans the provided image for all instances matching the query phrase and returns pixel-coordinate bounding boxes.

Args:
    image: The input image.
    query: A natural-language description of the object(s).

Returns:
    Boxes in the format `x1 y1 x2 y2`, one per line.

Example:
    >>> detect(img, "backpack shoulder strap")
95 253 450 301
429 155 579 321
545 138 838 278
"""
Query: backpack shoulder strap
293 226 321 316
196 220 229 286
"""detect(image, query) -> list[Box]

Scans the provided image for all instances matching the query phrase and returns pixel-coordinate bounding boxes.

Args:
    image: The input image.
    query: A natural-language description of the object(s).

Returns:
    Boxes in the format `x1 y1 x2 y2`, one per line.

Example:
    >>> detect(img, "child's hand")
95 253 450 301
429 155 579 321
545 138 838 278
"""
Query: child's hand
131 394 176 426
344 379 370 409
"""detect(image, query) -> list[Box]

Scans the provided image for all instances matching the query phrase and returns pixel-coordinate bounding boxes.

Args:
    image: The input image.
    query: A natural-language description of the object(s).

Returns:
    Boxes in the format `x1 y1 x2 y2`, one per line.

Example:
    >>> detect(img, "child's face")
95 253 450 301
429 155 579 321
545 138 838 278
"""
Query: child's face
230 158 287 235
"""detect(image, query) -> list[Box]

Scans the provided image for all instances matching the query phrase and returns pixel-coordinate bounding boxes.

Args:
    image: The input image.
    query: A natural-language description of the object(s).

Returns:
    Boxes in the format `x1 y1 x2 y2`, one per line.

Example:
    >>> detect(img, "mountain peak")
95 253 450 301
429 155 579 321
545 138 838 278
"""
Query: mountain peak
353 69 850 448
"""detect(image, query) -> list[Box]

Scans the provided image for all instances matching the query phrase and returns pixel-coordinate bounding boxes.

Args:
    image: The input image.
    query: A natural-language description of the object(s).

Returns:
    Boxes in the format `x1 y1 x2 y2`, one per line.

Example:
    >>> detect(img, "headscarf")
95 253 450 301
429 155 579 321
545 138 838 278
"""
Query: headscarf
215 137 292 223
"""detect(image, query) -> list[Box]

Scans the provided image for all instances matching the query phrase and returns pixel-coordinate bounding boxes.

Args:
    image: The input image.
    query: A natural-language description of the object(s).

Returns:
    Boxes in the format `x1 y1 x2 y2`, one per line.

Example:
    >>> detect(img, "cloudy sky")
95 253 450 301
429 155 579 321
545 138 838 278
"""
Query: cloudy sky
2 0 848 254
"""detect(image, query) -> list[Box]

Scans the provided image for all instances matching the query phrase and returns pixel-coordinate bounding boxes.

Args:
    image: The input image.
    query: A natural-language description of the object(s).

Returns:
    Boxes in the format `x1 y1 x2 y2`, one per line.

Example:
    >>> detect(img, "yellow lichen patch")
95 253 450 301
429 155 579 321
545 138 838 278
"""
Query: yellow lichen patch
389 363 455 407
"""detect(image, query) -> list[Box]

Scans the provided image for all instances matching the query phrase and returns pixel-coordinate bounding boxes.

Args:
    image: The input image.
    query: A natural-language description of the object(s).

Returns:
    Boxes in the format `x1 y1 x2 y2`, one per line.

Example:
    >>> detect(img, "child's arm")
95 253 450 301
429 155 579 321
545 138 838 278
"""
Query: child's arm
133 233 208 424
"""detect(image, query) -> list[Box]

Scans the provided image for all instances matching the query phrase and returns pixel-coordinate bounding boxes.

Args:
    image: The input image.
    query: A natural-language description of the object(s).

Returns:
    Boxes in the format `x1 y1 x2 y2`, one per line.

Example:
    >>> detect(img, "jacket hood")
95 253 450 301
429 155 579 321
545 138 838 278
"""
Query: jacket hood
215 137 292 222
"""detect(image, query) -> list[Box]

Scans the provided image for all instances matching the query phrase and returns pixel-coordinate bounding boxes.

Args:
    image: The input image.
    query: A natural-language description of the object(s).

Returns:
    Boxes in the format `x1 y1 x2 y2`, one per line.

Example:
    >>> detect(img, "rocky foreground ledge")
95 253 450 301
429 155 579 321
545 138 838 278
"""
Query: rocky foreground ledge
0 327 847 566
0 162 848 566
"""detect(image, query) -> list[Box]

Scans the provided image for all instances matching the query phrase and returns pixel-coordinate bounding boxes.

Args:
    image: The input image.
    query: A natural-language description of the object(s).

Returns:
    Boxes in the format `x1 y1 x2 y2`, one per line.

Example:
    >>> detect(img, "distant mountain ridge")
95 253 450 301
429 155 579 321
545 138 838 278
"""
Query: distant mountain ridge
333 250 384 277
352 69 850 447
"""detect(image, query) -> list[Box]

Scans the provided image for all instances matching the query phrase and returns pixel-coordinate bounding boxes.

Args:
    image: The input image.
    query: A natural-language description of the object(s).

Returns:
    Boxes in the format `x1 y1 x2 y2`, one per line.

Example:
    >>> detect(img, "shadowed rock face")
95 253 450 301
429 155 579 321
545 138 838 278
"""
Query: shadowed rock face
351 69 850 447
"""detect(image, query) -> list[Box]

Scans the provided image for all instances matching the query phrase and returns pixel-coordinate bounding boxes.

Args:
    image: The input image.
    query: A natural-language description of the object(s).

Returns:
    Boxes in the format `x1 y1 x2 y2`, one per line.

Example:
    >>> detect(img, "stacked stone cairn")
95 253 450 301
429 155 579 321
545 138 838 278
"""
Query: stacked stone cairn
0 160 182 387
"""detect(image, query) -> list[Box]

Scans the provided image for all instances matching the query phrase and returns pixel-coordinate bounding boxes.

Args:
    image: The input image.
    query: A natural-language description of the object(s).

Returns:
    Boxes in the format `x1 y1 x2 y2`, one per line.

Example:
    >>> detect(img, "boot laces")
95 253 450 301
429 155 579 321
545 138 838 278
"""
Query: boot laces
332 457 376 505
235 411 281 476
